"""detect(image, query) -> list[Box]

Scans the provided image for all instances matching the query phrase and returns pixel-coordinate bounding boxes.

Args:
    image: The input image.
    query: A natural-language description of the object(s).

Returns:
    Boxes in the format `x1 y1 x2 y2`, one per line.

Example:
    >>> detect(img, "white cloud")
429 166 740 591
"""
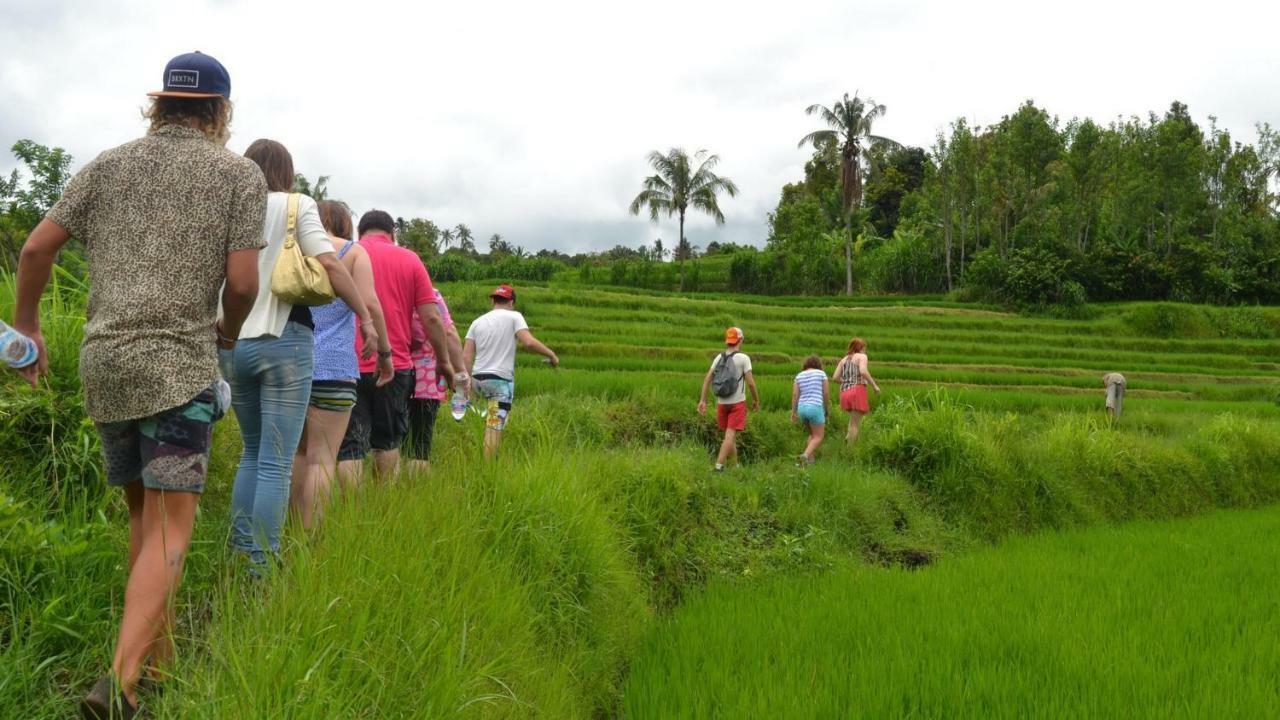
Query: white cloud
2 0 1277 253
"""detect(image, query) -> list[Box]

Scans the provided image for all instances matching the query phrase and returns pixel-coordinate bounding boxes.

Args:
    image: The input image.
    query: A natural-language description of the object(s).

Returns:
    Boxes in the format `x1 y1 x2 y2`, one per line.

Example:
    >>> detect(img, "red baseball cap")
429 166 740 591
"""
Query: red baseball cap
490 284 515 302
725 326 744 345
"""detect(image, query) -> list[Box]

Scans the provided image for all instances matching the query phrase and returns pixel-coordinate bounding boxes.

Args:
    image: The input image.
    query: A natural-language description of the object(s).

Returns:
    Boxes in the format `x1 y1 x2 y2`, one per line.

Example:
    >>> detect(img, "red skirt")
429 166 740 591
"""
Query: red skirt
840 385 869 413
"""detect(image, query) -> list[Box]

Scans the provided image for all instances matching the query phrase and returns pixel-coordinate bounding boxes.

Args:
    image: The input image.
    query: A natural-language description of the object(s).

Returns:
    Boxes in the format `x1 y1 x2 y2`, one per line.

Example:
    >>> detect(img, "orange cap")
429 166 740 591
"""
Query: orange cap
725 326 744 345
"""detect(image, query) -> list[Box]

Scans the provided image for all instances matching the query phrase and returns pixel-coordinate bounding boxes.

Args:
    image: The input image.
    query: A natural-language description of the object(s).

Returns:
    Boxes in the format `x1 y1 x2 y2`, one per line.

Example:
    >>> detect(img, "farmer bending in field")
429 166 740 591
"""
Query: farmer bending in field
698 327 760 471
12 52 263 719
1104 372 1126 419
463 284 559 459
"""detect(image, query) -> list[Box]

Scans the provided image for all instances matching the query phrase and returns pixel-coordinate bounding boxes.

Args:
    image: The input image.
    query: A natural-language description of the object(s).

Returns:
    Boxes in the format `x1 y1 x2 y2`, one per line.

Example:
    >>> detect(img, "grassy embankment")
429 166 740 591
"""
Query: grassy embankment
3 277 1279 716
624 505 1280 719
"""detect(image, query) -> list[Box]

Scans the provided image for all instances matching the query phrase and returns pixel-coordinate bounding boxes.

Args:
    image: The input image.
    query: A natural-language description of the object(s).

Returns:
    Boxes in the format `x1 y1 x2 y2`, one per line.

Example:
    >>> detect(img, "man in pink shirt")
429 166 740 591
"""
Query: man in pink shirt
337 210 453 480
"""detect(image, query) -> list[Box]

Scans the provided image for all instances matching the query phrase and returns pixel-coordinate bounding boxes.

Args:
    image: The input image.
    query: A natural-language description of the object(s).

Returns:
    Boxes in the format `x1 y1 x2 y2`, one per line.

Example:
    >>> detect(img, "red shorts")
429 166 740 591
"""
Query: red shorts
717 402 747 431
840 385 870 414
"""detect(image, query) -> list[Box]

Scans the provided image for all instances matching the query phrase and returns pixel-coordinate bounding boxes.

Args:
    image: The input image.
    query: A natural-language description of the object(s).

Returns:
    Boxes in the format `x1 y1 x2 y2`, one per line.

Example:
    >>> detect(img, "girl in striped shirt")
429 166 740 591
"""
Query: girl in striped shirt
791 355 830 465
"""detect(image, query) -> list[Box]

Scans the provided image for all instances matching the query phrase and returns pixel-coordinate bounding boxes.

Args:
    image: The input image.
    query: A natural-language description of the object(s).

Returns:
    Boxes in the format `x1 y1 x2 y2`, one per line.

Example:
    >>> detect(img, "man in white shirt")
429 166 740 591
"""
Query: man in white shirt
698 326 760 471
463 284 558 458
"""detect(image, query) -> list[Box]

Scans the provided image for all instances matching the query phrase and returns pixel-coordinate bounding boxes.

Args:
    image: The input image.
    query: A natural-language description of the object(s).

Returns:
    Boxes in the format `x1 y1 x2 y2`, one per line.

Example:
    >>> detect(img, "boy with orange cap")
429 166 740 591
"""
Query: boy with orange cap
697 326 760 471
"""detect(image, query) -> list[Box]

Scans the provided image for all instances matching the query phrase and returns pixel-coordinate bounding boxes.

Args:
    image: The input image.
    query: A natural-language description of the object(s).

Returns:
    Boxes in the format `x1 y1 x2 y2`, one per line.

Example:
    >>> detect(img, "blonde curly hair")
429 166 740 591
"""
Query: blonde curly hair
143 96 233 145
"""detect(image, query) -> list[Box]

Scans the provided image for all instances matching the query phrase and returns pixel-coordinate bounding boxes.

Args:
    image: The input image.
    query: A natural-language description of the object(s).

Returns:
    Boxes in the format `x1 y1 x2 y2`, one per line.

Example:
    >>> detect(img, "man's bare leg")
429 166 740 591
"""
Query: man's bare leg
717 428 737 466
122 482 174 681
372 448 400 479
110 486 199 705
483 429 502 459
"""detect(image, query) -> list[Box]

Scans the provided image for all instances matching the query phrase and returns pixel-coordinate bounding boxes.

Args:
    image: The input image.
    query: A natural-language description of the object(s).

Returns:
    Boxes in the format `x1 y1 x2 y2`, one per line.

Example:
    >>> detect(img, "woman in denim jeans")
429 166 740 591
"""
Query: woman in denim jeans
219 139 379 569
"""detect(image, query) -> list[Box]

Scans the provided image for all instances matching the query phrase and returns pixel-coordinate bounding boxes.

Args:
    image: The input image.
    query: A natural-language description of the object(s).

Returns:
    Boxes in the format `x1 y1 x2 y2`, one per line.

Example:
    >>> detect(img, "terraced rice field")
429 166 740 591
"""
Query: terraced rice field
6 277 1280 718
442 283 1280 419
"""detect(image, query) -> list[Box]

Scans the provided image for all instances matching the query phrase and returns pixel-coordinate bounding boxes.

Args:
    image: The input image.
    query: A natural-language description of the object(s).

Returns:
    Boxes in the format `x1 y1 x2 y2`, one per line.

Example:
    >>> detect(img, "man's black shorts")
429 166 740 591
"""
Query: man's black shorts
404 398 441 461
338 370 414 461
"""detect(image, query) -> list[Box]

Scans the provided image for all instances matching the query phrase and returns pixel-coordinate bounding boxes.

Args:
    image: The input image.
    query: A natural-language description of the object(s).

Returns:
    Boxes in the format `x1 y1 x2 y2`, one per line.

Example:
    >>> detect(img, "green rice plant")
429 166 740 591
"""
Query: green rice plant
8 274 1280 717
623 505 1280 719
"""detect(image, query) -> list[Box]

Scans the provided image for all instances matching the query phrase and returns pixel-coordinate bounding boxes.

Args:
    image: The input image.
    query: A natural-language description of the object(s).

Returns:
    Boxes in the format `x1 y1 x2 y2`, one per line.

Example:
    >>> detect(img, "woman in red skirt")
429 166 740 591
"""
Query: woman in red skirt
832 337 881 443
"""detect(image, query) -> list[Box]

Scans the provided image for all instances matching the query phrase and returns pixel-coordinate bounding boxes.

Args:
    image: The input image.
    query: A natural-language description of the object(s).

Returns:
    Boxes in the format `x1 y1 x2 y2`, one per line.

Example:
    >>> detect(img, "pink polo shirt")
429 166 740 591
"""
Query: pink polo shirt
356 232 435 373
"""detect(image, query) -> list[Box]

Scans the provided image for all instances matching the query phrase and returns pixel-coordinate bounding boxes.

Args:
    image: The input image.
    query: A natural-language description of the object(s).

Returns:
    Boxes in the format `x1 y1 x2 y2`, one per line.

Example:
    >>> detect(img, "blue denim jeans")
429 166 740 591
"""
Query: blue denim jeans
218 321 314 567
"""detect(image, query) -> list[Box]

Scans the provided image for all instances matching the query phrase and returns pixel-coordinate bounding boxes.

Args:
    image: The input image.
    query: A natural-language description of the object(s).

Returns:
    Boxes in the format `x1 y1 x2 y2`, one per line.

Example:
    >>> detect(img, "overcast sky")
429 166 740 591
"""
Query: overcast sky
2 0 1277 254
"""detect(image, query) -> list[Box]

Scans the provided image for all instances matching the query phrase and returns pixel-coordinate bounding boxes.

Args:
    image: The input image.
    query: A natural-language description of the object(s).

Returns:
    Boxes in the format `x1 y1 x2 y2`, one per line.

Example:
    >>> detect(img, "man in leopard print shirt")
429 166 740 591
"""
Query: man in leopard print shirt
12 51 264 718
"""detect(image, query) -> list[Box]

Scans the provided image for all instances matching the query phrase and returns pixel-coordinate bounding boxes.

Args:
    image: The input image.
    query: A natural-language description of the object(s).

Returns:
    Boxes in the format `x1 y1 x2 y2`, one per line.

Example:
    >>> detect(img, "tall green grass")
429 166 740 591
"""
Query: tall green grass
623 505 1280 719
6 275 1280 717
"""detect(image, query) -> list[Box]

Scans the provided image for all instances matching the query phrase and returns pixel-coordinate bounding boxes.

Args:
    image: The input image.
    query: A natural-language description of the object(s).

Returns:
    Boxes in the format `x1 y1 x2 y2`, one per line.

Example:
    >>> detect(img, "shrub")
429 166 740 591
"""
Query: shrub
859 228 946 294
1124 303 1215 338
964 246 1089 311
1217 306 1277 339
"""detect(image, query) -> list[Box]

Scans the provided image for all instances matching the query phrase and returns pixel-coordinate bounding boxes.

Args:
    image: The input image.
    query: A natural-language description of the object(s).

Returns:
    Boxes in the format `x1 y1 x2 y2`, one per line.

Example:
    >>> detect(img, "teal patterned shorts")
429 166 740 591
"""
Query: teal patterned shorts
96 383 227 493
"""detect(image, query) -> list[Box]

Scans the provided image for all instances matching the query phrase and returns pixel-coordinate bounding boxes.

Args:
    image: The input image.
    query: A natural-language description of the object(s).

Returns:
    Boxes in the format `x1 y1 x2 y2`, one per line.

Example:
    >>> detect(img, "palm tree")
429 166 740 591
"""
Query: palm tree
293 173 330 201
653 238 666 261
488 233 512 256
440 227 454 251
455 223 474 253
629 148 738 292
798 93 900 295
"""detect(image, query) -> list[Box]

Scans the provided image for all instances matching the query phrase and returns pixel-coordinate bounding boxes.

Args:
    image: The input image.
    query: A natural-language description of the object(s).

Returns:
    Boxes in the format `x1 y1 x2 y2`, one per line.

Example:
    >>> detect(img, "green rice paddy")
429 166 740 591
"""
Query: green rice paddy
623 505 1280 719
4 279 1280 717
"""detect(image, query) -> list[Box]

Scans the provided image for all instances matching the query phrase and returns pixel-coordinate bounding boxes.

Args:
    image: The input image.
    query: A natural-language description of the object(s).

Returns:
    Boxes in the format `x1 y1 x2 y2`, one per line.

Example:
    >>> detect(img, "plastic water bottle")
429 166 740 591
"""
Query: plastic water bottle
450 372 469 421
0 320 38 369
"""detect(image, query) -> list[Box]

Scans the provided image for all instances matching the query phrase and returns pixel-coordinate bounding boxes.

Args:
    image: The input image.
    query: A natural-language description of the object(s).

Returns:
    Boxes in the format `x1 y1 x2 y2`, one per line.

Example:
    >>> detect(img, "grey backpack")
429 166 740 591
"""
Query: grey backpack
711 352 743 398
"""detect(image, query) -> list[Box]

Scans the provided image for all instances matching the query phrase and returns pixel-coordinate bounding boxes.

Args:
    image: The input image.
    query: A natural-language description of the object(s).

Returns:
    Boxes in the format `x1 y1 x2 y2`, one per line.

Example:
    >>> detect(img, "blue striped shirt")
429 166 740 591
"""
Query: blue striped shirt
795 369 827 406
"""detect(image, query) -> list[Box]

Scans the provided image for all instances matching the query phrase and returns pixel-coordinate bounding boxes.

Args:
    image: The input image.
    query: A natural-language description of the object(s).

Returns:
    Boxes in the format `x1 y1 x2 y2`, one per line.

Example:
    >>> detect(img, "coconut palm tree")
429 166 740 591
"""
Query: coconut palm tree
455 223 474 253
798 93 900 295
292 173 330 201
440 227 454 251
488 233 513 256
629 148 738 292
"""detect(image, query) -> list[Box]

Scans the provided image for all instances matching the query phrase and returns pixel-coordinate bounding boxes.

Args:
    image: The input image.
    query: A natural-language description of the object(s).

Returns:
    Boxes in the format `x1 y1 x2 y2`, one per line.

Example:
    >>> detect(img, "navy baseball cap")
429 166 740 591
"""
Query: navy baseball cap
148 51 231 99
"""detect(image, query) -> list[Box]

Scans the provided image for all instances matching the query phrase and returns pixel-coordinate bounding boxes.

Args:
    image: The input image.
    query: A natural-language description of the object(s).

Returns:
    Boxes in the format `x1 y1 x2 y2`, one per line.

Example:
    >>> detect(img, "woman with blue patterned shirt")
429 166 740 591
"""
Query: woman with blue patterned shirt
289 200 393 528
791 355 829 464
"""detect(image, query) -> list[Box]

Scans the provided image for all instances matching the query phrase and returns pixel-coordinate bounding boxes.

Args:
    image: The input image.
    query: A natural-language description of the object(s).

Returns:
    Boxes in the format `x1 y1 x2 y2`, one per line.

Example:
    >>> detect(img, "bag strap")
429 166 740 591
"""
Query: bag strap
337 239 355 259
285 193 300 249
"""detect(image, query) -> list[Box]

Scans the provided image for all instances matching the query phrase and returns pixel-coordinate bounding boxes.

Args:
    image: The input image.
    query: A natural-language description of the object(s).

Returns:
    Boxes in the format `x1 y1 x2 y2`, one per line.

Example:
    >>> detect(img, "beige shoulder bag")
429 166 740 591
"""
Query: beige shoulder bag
270 193 336 306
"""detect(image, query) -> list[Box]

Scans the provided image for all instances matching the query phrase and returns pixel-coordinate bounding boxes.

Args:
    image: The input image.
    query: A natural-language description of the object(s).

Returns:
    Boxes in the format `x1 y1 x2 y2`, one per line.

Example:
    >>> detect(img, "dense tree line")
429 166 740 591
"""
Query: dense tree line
0 141 73 271
755 100 1280 306
9 98 1279 308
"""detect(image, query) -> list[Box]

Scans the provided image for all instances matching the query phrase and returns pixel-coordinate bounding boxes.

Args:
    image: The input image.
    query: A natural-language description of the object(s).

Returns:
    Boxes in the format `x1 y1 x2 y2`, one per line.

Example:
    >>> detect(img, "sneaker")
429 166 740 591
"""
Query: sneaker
81 676 139 720
713 464 725 472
